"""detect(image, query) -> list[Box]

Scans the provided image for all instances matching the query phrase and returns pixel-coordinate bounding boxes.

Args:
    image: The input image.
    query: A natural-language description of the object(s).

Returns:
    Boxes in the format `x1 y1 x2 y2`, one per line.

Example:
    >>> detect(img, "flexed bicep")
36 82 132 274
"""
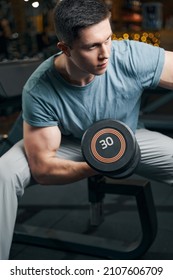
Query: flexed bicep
23 121 61 181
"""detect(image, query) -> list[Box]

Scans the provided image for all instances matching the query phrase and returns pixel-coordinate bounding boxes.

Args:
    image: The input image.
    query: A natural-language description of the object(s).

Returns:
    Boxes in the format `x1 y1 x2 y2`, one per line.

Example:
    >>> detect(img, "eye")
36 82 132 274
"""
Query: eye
105 37 111 44
88 44 97 50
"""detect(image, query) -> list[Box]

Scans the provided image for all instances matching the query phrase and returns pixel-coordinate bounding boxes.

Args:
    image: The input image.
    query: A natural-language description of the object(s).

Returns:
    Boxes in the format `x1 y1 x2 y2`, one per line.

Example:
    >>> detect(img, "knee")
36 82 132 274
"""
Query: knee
0 156 28 197
0 157 16 197
0 157 11 182
0 140 32 195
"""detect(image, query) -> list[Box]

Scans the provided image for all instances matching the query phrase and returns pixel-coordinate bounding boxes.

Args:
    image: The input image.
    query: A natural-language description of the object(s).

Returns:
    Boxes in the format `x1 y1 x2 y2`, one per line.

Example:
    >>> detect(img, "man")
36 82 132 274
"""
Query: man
0 0 173 259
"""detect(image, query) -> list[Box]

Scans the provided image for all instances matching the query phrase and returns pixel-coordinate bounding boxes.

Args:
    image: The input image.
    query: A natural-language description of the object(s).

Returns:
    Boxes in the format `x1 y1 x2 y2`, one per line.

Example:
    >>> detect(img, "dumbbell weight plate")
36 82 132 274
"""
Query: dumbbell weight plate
81 119 140 178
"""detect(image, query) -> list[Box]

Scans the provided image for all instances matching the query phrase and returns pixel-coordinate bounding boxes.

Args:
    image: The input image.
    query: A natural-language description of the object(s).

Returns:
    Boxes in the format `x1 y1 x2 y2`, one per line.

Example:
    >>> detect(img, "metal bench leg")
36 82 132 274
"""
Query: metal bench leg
88 176 105 226
87 176 157 259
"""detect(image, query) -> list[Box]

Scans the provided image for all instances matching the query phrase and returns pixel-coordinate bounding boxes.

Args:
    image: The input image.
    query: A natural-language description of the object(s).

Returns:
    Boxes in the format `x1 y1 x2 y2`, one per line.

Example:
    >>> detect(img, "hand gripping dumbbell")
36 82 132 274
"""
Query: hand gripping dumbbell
81 119 140 179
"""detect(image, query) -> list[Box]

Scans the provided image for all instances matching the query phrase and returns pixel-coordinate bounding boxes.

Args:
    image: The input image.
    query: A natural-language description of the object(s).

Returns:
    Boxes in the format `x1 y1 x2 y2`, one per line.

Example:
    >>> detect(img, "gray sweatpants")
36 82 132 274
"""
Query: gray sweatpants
1 128 173 259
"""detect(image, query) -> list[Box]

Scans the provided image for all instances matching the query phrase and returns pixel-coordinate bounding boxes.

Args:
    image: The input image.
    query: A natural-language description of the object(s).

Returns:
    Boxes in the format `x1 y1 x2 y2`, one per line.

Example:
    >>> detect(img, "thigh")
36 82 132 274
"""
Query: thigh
135 128 173 186
0 139 32 196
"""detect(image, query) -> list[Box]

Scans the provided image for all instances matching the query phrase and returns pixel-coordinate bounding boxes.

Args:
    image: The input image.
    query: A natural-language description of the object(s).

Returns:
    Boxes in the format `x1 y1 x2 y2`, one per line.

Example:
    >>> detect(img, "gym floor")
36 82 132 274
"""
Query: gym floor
1 114 173 260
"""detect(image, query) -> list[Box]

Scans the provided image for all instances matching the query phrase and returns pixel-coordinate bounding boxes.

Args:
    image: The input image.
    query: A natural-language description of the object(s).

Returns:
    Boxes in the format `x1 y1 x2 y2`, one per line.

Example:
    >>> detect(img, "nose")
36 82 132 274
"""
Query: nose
98 44 110 60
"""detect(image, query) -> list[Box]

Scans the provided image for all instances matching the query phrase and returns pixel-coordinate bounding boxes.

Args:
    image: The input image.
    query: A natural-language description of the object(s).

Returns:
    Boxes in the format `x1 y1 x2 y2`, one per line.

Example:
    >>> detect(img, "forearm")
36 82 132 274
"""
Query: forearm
32 157 98 185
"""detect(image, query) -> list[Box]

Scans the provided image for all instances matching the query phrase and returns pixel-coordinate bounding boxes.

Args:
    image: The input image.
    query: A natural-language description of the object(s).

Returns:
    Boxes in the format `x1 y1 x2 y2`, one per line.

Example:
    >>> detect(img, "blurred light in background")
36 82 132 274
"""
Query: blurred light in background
32 1 40 8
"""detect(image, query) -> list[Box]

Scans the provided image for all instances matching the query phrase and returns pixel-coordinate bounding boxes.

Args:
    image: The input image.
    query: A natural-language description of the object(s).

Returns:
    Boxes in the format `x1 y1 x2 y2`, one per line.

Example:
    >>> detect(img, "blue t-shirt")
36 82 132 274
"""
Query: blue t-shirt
22 40 165 139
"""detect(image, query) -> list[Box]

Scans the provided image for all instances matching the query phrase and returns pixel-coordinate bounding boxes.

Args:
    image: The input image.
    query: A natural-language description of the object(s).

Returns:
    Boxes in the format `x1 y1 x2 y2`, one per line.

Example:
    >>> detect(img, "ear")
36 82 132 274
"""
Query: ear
57 42 71 57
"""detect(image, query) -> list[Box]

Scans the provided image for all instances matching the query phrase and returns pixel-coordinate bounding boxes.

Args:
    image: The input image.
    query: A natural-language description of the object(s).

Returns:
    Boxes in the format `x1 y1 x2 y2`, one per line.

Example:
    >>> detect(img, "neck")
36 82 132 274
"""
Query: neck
54 54 95 86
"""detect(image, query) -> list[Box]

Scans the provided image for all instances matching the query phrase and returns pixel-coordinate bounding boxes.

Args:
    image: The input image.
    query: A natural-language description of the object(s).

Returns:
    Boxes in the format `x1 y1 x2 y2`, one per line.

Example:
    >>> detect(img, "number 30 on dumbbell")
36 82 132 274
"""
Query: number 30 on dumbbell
81 119 140 178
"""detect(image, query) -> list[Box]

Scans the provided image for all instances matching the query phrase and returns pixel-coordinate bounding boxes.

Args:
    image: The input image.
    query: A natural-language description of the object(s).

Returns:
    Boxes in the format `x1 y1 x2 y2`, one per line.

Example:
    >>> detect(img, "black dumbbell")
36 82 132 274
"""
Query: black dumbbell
81 119 140 179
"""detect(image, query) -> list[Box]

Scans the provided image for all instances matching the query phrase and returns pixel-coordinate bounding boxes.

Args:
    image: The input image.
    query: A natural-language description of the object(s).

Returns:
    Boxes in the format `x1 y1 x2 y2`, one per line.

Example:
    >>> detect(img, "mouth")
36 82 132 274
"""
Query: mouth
97 61 108 69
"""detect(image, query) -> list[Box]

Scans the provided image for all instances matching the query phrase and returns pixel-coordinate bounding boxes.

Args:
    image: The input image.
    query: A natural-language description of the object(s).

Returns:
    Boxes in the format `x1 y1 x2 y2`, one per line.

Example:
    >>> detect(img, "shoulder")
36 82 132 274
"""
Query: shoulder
109 40 165 89
111 39 161 55
23 53 61 92
110 39 164 67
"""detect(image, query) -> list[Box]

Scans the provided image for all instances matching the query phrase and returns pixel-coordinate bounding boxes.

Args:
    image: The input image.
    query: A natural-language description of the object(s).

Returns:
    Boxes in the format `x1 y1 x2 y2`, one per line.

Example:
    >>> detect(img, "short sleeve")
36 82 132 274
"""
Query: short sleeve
127 40 165 89
22 82 59 127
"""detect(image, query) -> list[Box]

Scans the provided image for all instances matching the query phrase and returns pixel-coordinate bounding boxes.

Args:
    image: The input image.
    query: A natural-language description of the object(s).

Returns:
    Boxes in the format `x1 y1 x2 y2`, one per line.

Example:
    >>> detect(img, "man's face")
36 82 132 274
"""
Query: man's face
69 18 112 76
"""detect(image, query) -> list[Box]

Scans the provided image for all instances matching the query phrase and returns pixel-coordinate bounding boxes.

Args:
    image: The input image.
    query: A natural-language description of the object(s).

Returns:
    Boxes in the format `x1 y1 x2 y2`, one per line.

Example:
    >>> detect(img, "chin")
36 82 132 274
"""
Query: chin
95 69 107 76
